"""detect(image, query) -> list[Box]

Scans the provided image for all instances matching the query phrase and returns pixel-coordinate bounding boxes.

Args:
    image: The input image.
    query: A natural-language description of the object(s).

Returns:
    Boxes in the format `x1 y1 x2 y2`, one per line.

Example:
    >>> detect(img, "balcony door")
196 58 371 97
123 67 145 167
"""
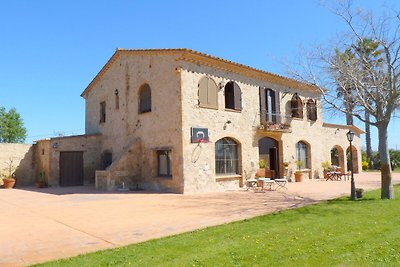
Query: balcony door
260 87 279 124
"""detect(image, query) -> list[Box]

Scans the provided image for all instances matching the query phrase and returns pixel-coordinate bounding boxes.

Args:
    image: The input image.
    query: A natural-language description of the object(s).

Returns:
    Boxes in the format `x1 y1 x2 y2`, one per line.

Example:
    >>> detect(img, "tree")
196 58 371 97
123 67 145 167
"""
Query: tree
354 38 383 160
0 106 27 143
289 1 400 199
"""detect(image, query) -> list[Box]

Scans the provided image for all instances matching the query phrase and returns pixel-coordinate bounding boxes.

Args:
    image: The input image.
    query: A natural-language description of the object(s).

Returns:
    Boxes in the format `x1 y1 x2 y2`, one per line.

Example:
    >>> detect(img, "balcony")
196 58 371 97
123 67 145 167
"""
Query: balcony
259 112 292 133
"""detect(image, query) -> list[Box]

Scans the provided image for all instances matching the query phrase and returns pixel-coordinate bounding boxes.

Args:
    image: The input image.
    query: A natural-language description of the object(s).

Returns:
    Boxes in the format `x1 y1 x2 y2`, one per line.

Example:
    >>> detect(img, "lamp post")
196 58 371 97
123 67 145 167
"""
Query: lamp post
346 130 357 200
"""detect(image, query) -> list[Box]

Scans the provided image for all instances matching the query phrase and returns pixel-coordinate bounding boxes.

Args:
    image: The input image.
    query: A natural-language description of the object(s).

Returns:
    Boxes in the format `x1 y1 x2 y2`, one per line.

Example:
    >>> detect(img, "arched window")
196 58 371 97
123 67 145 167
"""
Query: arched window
307 99 317 121
296 141 309 168
224 81 242 111
291 93 303 118
198 76 218 109
139 84 151 113
215 137 240 175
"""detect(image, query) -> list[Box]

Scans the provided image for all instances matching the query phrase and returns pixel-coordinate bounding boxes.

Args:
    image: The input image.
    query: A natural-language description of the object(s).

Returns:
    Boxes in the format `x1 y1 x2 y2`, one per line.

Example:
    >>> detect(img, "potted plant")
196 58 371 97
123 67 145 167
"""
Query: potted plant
255 159 266 187
294 160 305 182
36 171 47 188
2 158 16 189
283 161 289 177
321 161 331 179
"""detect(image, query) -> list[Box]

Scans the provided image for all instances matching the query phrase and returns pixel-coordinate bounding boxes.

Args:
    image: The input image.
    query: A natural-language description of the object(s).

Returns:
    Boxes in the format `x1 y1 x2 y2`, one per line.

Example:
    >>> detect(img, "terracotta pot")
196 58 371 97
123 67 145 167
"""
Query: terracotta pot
294 172 304 182
35 181 48 188
3 178 16 189
323 170 329 179
256 168 265 178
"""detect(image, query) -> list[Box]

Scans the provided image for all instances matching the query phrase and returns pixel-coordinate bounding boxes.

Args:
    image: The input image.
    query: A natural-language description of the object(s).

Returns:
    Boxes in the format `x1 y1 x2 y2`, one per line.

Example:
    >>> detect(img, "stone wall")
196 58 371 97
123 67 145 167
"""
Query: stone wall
0 143 35 187
84 52 184 192
36 134 102 186
180 62 362 193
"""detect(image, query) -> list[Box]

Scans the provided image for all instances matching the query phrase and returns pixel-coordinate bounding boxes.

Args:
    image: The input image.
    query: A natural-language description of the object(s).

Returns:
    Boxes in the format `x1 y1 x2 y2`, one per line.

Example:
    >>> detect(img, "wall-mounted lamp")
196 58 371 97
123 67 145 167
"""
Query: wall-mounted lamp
175 67 182 74
223 120 232 130
115 89 119 96
52 142 59 149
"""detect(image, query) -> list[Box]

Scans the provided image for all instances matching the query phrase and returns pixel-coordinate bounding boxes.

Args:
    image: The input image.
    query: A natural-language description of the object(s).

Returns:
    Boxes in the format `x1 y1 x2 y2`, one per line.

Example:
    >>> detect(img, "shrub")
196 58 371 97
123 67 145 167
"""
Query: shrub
362 160 369 171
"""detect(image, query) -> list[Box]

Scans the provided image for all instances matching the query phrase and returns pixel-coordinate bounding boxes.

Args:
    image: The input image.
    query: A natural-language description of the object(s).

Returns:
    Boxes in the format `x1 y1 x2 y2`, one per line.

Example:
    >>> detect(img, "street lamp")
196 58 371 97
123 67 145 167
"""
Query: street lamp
346 129 357 200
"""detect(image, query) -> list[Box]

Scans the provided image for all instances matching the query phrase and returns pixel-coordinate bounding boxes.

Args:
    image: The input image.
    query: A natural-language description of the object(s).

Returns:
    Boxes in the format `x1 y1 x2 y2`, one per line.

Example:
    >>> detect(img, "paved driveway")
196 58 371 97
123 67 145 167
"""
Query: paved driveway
1 172 399 266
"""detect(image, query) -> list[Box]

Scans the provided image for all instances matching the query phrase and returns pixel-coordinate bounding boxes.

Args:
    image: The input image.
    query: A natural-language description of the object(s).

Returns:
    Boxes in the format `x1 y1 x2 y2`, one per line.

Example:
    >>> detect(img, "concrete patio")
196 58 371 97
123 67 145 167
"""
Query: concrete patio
1 172 399 267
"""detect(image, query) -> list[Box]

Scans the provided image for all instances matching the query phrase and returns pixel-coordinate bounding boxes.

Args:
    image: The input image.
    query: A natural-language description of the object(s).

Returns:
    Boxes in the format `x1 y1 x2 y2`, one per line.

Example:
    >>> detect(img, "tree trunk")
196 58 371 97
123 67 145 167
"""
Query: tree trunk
365 111 372 158
346 113 353 125
378 123 393 199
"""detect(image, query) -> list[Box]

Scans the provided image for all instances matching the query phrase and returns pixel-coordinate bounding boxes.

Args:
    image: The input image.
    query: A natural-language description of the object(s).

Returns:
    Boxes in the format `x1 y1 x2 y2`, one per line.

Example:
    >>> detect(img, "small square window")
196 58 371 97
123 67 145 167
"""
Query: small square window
157 150 172 177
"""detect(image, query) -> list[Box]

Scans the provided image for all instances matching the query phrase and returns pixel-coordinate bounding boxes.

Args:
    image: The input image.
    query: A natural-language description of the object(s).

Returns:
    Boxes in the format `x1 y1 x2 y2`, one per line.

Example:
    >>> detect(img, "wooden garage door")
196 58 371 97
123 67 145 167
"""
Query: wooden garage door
60 151 83 186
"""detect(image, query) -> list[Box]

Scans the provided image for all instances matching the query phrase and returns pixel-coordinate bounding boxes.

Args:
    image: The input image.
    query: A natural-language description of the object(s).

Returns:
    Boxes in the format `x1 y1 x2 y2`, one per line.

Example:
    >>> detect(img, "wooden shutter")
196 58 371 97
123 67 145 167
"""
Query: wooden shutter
198 77 208 106
297 96 303 118
233 82 242 110
313 100 318 120
275 91 281 123
259 87 267 123
207 77 218 108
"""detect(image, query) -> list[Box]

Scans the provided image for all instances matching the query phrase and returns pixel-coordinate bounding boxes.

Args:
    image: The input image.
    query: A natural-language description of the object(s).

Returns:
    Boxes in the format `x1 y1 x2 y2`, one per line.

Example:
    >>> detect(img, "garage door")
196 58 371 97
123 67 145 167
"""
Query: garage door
60 151 84 186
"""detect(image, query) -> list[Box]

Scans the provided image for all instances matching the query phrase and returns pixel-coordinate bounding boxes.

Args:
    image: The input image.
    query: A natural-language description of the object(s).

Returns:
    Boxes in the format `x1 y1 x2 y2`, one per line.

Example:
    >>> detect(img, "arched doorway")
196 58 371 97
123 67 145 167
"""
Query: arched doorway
331 145 345 170
258 137 279 179
346 145 359 173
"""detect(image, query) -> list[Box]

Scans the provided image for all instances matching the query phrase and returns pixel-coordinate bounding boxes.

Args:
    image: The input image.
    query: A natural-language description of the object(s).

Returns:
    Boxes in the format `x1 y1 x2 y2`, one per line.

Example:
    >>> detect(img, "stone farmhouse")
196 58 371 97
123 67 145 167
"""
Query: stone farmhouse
35 48 363 193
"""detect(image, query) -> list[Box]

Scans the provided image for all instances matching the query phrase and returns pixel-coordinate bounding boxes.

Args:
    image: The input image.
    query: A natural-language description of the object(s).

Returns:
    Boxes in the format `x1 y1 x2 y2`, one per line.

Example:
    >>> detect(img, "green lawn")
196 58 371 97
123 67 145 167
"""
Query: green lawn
36 187 400 267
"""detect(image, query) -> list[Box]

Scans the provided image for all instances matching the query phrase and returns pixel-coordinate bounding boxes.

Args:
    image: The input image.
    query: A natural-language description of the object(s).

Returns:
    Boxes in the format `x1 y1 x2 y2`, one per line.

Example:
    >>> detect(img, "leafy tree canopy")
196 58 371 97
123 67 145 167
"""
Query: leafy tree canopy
0 106 27 143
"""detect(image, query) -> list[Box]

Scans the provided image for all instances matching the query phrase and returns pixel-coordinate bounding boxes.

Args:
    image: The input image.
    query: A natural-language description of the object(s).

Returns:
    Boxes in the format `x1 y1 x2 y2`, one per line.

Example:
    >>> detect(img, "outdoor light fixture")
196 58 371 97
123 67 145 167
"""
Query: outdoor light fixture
346 130 355 143
223 120 232 130
114 89 119 96
346 129 357 200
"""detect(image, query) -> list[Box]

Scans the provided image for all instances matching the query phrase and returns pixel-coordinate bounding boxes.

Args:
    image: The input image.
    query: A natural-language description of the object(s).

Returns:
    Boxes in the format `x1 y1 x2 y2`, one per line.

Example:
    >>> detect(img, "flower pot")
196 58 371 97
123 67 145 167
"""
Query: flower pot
35 181 48 188
294 172 304 182
256 168 265 178
323 170 329 179
3 178 16 189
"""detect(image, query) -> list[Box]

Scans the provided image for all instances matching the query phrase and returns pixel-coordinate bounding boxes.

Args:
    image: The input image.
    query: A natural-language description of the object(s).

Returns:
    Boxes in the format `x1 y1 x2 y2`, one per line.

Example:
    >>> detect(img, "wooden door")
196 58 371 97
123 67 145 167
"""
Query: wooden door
60 151 83 186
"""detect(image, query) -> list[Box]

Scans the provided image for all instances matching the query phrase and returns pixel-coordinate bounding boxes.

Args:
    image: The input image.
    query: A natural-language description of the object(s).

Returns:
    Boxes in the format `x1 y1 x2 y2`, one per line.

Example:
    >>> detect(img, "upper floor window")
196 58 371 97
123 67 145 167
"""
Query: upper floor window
215 137 240 175
307 99 317 121
99 101 106 123
260 87 279 123
198 76 218 109
224 81 242 111
139 83 151 113
115 89 120 110
291 93 303 119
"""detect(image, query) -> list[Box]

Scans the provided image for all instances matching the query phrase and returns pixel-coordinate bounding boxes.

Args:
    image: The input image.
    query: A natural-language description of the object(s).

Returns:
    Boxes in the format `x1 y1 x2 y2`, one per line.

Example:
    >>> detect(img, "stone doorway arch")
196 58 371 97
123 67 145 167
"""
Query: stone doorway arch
331 145 345 171
258 137 279 179
346 145 359 173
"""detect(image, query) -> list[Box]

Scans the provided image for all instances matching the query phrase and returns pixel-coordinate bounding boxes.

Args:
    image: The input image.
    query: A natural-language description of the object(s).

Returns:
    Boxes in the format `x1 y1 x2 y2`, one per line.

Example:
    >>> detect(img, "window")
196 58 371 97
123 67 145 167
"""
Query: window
157 150 172 177
296 141 309 168
139 84 151 113
290 93 303 118
307 99 317 121
115 89 119 110
224 81 242 111
215 137 240 175
260 87 279 123
100 101 106 123
198 76 218 108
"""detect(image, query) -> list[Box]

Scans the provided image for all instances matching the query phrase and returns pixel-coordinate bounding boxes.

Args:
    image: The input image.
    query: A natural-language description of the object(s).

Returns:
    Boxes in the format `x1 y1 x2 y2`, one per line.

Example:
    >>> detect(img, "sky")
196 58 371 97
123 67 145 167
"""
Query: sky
0 0 399 150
